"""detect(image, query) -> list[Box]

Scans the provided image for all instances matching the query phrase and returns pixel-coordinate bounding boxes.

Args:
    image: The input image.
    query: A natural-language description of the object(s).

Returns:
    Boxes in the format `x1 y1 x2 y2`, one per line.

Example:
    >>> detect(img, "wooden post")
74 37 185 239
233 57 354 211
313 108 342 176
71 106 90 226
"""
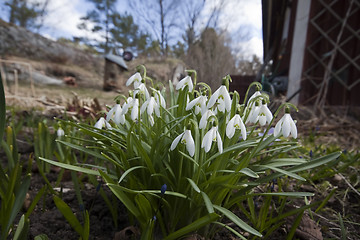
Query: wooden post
14 69 18 95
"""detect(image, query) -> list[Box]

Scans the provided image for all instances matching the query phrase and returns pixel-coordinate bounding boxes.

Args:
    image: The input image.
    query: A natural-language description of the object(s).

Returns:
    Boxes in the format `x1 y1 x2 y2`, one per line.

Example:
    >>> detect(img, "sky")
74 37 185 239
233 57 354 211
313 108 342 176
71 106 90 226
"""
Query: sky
0 0 263 59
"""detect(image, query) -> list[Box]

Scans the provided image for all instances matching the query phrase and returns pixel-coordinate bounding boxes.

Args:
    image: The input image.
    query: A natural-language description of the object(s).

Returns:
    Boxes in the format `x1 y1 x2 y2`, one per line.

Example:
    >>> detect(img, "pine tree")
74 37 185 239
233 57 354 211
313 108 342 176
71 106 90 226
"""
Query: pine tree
3 0 48 31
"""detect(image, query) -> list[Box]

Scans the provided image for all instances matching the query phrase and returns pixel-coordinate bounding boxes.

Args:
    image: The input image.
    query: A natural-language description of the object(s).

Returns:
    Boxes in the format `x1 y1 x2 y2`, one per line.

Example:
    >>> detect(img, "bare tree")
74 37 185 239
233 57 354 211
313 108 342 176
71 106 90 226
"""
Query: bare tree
128 0 181 56
185 28 235 88
181 0 206 47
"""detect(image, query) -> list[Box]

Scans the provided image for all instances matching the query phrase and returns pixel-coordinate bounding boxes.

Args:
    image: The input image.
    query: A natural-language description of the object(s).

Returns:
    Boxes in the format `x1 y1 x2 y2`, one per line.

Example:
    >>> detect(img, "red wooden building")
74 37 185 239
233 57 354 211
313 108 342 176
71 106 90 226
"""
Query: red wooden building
262 0 360 106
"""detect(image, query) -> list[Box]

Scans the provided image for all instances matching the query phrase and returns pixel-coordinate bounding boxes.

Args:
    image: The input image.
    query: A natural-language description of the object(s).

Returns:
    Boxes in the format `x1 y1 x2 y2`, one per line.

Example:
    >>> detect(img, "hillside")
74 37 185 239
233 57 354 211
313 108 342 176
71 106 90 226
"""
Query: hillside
0 19 185 112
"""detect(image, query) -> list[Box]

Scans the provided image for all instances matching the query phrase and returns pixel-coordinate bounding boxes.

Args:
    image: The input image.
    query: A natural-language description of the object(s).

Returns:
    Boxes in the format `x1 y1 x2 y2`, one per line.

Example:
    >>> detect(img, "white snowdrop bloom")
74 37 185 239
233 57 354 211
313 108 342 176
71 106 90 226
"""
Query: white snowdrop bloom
199 109 215 129
126 72 142 88
130 98 140 121
153 90 166 109
201 126 223 153
141 97 160 117
176 76 194 92
226 114 247 140
134 83 150 99
106 104 125 125
57 127 65 137
246 103 260 124
186 95 208 115
274 113 297 139
94 117 111 129
207 85 231 112
258 103 273 126
170 130 195 157
248 91 261 103
121 97 133 115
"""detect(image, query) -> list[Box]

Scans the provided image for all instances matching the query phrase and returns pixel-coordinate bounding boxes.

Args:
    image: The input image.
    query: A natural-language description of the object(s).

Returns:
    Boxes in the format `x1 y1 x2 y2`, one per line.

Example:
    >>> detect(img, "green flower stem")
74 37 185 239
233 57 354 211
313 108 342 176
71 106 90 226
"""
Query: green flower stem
243 82 262 105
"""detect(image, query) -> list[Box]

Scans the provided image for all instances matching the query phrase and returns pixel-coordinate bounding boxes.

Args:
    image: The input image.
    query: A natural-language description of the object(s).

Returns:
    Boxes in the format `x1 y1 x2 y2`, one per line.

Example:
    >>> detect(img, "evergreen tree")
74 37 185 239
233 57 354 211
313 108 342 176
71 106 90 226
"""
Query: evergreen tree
3 0 49 31
78 0 150 54
78 0 117 53
110 12 150 53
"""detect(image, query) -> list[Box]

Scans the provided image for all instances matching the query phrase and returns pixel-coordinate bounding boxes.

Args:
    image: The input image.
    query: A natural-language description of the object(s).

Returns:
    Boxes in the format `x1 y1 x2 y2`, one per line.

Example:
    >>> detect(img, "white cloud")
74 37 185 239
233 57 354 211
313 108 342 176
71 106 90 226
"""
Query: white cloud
236 36 263 59
39 0 101 40
200 0 263 58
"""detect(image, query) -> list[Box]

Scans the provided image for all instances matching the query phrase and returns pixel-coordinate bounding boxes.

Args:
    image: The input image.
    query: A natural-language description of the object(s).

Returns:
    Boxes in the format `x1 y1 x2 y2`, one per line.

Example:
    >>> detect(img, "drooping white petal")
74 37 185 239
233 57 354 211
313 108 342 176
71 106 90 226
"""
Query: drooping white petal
114 106 125 125
57 128 65 137
264 106 273 123
207 88 219 109
240 119 247 140
226 117 236 138
176 76 193 92
199 110 214 129
131 99 139 120
154 90 166 108
170 132 184 150
184 130 195 157
121 97 133 115
257 103 273 126
134 83 150 99
248 91 261 102
274 113 297 139
187 95 208 115
216 130 223 153
221 86 232 112
186 97 200 111
226 114 247 140
217 98 226 112
274 116 284 137
290 118 297 138
202 128 214 152
147 97 156 116
126 72 142 88
94 117 106 129
207 86 231 112
258 115 267 126
247 105 260 124
140 100 148 114
282 114 291 137
106 105 116 122
107 104 124 125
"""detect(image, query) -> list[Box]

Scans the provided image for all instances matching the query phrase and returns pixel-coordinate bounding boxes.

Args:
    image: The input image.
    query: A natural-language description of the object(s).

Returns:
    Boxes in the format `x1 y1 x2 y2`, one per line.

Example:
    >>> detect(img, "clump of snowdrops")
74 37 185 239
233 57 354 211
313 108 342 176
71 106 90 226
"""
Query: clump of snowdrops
48 66 341 239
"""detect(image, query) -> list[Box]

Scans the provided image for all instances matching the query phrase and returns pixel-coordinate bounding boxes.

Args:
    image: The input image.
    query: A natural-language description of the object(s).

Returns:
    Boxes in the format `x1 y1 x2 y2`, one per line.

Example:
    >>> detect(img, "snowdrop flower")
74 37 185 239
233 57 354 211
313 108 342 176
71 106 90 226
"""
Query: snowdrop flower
248 91 261 103
199 109 215 129
122 97 139 121
94 117 111 129
186 95 208 115
130 99 139 121
274 112 297 138
153 89 166 109
207 85 231 112
170 130 195 157
141 97 160 116
134 83 150 99
106 103 125 125
201 126 223 153
226 114 247 140
258 102 273 126
57 127 65 137
126 72 142 88
176 76 193 92
246 102 260 124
